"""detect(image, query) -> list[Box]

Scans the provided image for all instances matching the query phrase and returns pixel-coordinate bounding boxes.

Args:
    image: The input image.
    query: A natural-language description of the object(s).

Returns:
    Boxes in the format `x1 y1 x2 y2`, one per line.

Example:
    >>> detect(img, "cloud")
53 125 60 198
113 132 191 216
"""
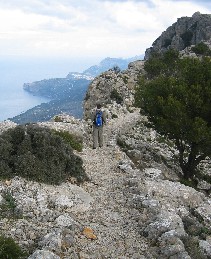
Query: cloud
0 0 210 59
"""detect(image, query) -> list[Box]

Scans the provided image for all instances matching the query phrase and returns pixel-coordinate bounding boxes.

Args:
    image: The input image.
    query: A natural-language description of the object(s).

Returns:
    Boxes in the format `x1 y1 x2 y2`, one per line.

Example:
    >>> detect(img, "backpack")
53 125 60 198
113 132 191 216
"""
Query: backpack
95 110 103 127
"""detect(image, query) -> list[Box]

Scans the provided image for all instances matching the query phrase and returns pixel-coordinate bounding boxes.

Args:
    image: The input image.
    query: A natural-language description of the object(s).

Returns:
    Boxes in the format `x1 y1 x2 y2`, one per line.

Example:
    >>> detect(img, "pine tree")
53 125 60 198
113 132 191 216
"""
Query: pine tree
135 50 211 179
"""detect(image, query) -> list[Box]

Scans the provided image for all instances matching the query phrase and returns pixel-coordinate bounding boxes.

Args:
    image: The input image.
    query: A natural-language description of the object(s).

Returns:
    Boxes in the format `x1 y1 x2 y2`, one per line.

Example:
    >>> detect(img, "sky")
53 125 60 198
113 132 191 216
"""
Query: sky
0 0 210 61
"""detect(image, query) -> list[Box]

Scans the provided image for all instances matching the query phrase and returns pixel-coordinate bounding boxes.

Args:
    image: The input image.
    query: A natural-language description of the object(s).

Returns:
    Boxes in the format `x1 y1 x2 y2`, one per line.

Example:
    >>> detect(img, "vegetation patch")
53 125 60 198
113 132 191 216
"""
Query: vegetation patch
117 137 131 152
182 214 211 258
135 49 211 181
52 130 83 152
111 114 118 119
0 235 27 259
0 124 88 185
122 76 128 84
54 115 63 122
0 190 22 219
112 66 121 74
110 89 123 104
84 92 90 101
181 236 204 259
191 42 211 56
180 178 198 189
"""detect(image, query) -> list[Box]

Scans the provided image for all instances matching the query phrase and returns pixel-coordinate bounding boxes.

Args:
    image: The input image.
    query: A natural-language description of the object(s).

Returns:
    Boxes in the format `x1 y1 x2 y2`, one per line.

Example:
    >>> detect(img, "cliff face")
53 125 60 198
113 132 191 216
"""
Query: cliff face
145 12 211 59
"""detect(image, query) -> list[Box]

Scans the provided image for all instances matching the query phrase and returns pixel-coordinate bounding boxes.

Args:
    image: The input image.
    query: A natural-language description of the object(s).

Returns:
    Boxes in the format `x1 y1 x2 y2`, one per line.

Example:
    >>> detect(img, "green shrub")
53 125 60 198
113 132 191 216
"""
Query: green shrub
191 42 211 56
122 76 128 84
112 66 121 74
126 106 134 113
0 124 88 185
110 89 123 104
84 92 90 101
54 116 63 122
0 235 27 259
117 137 131 151
182 236 204 259
0 191 21 219
180 177 198 189
111 114 118 119
52 130 83 152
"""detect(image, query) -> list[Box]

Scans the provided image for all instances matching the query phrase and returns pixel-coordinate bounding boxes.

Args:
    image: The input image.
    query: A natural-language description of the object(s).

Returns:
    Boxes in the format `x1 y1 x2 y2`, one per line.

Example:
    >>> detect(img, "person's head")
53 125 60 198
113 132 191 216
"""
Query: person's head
96 103 101 109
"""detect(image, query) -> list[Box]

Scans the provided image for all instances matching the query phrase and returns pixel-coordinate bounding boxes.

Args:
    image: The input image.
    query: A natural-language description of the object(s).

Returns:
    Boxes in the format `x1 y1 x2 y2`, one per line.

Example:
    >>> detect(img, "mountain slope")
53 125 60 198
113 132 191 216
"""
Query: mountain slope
145 12 211 59
82 55 143 76
10 56 143 124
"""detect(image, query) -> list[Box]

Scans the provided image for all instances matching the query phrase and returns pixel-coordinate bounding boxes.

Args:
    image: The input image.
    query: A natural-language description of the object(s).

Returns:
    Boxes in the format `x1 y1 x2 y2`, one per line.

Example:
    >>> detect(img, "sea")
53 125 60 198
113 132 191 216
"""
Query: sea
0 56 97 122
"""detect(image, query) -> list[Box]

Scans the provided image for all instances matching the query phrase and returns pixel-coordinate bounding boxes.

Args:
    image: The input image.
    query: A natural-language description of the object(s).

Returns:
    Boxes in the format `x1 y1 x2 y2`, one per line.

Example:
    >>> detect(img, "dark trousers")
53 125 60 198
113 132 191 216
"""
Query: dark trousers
93 126 103 148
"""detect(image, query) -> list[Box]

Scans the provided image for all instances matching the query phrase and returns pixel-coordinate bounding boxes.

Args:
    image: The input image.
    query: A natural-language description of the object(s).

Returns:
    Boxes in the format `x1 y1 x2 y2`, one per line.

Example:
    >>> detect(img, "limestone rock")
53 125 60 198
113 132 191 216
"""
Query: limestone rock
145 12 211 59
28 249 60 259
83 60 145 119
199 239 211 257
0 120 17 134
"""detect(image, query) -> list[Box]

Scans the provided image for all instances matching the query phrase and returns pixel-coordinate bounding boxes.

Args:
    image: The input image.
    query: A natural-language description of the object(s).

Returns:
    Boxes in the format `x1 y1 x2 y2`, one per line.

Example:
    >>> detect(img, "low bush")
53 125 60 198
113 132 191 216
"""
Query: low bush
182 236 204 259
52 130 83 152
110 89 123 104
0 124 88 185
0 235 27 259
117 137 131 152
111 114 118 119
0 190 22 219
54 116 63 122
191 42 211 56
112 66 121 74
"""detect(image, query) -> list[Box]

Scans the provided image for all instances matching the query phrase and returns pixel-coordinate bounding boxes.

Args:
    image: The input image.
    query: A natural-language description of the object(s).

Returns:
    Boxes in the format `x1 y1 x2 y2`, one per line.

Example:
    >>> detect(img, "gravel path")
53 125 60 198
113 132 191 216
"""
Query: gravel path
74 111 149 259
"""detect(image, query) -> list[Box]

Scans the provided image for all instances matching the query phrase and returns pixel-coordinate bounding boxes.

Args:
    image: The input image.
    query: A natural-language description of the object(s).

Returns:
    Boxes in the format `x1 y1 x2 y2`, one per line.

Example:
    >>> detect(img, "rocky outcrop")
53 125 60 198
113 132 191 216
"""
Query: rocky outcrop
83 60 145 120
145 12 211 59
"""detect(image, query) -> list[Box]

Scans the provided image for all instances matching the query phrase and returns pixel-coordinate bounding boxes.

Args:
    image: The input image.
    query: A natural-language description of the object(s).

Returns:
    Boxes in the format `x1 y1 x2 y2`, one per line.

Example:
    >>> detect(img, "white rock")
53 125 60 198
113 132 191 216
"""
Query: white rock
199 240 211 256
28 249 60 259
55 195 74 208
144 168 162 179
55 214 74 227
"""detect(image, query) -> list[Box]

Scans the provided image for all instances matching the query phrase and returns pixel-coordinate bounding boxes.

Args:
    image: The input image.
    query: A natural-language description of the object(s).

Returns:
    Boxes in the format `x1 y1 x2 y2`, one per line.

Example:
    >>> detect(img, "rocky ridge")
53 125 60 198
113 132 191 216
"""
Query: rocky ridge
0 103 211 258
145 12 211 59
83 60 145 120
1 12 211 258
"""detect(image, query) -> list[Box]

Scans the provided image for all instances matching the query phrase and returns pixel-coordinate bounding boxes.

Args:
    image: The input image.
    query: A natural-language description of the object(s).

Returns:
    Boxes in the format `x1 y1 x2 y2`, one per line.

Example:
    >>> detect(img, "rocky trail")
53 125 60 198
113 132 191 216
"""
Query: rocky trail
73 110 149 258
72 108 211 259
0 109 211 259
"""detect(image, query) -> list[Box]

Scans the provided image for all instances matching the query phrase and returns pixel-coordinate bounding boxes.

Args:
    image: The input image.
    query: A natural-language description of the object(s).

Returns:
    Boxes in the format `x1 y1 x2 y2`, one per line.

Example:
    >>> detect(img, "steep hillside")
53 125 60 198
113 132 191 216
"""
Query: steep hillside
145 12 211 59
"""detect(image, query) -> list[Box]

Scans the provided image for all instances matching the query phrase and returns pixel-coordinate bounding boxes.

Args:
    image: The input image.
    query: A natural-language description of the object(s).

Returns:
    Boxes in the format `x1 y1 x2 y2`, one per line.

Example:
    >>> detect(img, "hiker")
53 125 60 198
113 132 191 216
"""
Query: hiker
91 103 106 149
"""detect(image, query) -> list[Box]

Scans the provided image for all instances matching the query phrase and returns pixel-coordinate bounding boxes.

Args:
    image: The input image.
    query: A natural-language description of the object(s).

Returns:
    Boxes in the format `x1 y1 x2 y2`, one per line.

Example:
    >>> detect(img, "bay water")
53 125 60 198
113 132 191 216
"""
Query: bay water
0 56 96 122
